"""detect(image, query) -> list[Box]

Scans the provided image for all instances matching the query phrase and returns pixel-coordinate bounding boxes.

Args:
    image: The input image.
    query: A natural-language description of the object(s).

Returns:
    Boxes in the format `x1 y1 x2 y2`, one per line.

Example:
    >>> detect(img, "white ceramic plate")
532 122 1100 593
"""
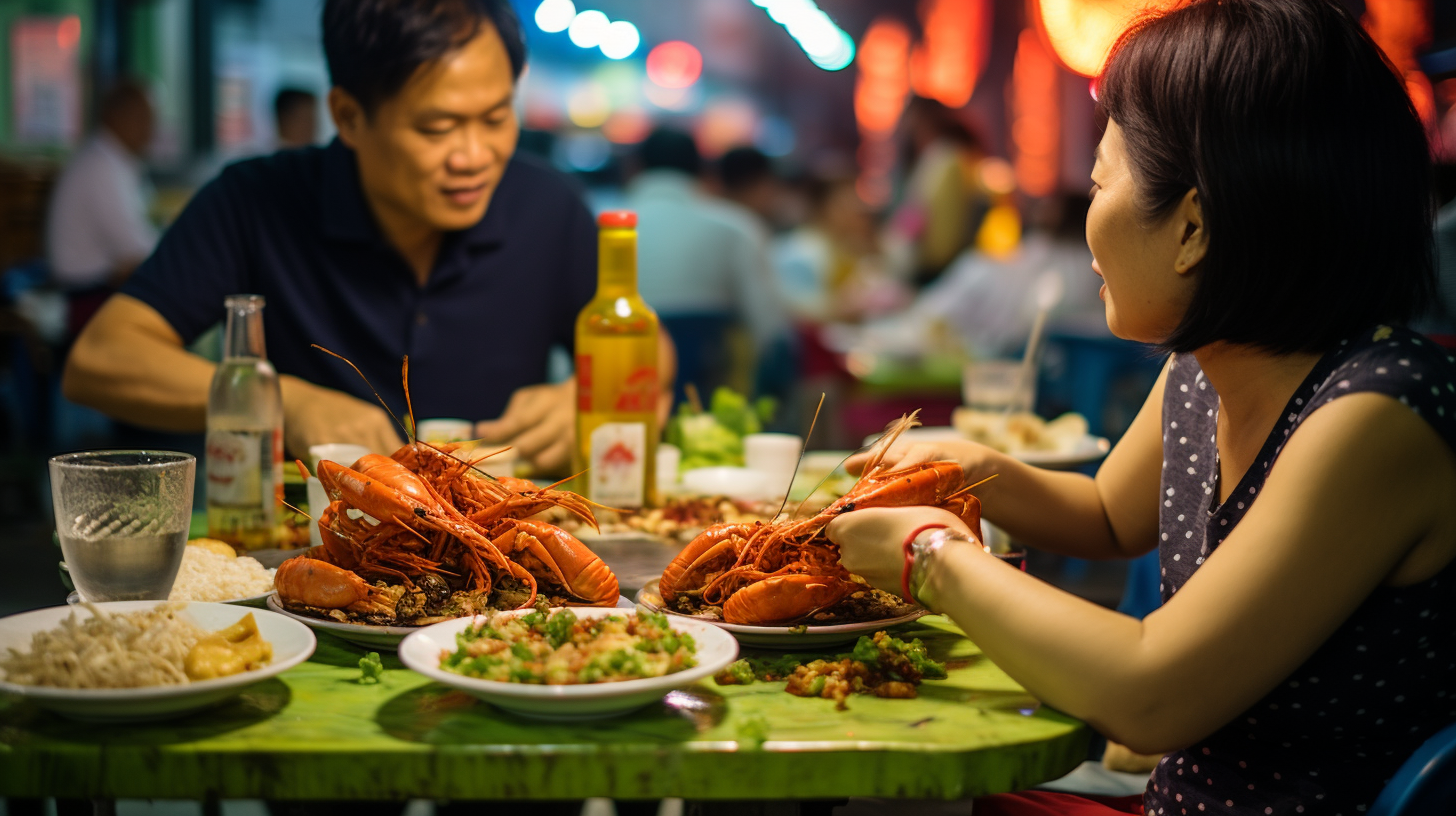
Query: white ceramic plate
635 580 926 649
397 606 739 720
267 593 636 650
67 590 276 608
0 601 315 723
863 427 1111 470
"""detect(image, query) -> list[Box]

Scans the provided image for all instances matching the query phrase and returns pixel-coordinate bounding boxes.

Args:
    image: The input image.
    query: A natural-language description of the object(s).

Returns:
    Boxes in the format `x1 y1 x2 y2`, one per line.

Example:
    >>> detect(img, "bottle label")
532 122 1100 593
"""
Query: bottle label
577 354 593 412
206 427 280 549
206 429 262 505
589 422 646 508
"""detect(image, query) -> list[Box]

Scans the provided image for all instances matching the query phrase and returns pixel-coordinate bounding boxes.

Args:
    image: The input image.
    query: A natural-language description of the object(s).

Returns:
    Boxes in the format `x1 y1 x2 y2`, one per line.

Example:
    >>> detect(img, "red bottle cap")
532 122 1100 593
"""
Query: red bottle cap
597 211 637 229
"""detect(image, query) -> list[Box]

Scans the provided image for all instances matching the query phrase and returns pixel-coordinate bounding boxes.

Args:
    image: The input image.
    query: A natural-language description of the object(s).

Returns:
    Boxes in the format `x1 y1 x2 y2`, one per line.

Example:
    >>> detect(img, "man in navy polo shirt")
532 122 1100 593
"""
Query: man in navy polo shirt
63 0 668 474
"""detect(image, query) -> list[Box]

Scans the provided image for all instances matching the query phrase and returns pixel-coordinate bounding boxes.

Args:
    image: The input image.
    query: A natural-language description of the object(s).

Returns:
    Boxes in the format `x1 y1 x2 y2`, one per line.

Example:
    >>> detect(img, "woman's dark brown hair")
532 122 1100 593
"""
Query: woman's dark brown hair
1098 0 1434 355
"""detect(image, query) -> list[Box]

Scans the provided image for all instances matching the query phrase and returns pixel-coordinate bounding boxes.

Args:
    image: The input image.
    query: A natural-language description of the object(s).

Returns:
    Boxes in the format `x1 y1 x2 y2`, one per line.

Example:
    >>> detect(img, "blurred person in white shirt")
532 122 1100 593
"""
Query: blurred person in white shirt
774 173 903 324
45 79 158 293
625 128 788 396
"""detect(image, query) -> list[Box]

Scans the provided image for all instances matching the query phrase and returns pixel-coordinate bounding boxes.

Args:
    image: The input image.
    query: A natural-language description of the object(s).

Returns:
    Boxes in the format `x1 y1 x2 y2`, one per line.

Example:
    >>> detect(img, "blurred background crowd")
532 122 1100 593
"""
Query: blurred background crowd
1 0 1453 606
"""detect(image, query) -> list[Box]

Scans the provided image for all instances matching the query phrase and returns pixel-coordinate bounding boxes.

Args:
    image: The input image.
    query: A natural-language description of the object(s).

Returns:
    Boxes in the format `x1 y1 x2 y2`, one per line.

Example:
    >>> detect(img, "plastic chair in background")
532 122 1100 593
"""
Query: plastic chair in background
1368 720 1456 816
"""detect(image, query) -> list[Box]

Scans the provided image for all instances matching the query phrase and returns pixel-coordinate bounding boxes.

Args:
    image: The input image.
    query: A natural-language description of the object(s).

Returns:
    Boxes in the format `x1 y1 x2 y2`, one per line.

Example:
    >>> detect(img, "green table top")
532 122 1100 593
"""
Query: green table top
0 615 1089 802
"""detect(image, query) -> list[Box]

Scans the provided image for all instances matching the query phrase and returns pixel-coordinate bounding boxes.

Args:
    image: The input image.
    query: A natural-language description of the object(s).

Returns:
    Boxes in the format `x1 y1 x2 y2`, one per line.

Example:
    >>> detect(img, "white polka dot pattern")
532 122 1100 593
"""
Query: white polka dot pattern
1145 326 1456 816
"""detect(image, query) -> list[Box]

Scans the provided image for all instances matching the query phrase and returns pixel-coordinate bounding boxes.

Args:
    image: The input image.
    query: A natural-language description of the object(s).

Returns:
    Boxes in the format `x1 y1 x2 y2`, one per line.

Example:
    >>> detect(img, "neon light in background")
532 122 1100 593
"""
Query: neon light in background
751 0 855 72
854 17 912 205
1030 0 1180 77
909 0 990 108
535 0 576 34
56 15 82 50
1010 28 1060 197
603 108 652 144
1363 0 1435 127
566 80 611 128
696 97 760 158
568 10 609 48
854 19 910 136
543 2 642 60
600 21 641 60
646 41 703 89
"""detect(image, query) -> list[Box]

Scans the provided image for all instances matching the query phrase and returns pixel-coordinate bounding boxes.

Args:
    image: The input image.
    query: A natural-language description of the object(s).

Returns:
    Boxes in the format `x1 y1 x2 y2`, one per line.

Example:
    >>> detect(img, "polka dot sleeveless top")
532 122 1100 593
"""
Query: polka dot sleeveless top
1144 326 1456 816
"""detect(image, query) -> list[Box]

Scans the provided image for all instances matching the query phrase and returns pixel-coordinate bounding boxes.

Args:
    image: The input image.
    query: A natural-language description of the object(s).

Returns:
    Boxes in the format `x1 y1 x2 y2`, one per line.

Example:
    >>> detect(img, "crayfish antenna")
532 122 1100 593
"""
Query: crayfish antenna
312 344 411 443
776 392 825 521
863 410 922 475
402 356 418 447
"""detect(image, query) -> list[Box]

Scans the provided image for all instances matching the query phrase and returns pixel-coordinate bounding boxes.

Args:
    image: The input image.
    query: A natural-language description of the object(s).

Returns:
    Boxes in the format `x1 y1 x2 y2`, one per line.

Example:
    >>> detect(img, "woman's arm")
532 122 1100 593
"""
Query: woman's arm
832 392 1456 753
846 359 1169 560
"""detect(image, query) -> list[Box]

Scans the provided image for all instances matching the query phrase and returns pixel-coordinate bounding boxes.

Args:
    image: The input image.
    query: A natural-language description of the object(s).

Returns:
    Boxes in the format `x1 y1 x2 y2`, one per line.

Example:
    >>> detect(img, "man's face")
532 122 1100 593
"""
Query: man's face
334 24 519 234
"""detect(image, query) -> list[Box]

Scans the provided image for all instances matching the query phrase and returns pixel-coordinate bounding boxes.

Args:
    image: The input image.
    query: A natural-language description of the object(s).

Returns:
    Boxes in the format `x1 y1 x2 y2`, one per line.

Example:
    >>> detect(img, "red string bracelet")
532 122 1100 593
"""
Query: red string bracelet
901 523 950 601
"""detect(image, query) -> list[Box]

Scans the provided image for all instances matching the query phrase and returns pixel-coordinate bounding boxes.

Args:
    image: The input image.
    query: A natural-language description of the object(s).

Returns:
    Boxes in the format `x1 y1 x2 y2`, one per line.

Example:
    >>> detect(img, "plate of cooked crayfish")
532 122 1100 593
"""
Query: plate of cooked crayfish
635 579 925 649
638 411 985 648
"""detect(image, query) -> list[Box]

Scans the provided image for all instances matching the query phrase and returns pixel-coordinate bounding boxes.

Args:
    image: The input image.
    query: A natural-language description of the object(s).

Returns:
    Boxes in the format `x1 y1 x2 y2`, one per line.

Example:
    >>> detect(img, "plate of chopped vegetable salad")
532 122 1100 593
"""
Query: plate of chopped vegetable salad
397 605 739 719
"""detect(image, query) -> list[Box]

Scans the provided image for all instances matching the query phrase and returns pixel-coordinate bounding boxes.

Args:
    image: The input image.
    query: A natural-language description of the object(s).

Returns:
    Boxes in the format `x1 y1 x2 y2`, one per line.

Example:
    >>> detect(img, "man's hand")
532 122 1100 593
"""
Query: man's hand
475 380 575 475
280 375 403 460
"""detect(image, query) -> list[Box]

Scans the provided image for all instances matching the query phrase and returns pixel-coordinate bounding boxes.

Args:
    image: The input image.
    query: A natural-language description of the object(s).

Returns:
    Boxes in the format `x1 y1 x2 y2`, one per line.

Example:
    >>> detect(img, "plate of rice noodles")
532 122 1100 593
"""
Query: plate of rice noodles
0 601 315 723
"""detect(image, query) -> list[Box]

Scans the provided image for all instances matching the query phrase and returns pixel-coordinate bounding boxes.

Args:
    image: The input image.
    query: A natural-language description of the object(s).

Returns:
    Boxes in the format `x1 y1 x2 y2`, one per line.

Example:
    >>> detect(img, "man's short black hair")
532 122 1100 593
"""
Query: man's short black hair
717 147 775 194
638 128 701 176
1099 0 1434 356
273 87 316 121
322 0 525 115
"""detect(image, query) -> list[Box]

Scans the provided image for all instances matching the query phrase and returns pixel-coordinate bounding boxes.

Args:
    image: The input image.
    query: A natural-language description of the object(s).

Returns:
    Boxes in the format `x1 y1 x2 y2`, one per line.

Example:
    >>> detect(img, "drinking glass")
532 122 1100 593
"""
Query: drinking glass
962 359 1036 413
982 520 1028 572
49 451 197 602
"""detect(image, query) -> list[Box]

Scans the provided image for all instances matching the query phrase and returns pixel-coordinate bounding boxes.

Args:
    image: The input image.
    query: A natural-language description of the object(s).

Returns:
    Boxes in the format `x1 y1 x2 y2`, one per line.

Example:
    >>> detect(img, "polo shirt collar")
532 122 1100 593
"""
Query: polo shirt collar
319 137 509 252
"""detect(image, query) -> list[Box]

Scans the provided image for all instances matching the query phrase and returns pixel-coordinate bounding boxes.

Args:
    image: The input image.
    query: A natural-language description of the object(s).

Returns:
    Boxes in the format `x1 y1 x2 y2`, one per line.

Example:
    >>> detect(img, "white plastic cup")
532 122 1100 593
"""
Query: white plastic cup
657 444 681 495
962 359 1035 413
744 433 803 496
308 443 372 473
417 418 474 444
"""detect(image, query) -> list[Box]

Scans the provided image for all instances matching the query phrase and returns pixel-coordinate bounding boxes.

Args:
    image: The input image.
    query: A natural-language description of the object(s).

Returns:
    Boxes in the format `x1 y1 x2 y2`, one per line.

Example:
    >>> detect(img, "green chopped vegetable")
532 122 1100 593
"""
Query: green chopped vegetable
666 387 779 472
715 658 758 685
541 606 577 648
358 652 384 684
737 713 771 750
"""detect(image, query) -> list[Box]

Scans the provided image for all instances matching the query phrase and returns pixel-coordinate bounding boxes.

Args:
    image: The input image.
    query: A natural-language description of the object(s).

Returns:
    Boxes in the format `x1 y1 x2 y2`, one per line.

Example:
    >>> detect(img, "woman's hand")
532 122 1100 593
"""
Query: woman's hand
844 438 1006 490
827 506 976 597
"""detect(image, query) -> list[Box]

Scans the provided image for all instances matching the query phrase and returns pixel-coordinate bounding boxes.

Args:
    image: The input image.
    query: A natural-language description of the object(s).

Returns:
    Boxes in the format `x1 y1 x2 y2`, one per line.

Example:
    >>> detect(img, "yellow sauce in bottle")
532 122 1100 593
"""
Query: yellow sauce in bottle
573 211 659 508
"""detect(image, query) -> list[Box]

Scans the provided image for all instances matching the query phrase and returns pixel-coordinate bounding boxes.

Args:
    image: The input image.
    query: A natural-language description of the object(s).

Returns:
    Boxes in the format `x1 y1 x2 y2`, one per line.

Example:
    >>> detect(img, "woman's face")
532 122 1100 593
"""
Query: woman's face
1086 120 1202 344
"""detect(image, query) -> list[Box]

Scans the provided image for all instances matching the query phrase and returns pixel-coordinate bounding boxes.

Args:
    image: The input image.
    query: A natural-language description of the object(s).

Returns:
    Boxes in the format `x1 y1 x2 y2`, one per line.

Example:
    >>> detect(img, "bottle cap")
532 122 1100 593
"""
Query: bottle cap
597 211 637 229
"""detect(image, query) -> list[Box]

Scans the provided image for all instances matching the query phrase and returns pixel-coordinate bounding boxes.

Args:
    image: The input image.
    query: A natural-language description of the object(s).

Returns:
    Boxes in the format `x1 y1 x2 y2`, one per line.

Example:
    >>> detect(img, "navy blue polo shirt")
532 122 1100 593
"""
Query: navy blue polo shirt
120 139 597 421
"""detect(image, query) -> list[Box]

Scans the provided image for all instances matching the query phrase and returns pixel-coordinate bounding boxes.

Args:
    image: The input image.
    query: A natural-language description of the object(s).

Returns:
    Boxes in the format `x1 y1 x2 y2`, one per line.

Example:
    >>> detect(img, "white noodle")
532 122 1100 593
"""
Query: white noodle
0 602 206 688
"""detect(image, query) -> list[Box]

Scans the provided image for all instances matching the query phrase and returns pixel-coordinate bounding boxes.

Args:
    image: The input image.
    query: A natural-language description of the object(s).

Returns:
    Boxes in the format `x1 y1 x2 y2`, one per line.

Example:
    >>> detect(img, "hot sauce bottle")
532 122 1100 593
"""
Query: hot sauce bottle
572 211 660 509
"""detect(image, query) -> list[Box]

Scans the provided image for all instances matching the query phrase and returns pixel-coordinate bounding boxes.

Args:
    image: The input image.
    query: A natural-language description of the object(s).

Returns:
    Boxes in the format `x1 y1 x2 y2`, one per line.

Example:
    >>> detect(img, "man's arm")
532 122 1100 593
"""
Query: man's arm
64 294 403 456
63 294 213 429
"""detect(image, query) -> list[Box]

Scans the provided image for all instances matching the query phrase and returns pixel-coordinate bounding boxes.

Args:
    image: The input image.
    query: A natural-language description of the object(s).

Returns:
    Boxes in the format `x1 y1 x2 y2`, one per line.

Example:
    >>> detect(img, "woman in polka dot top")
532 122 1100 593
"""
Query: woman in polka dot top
825 1 1455 814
